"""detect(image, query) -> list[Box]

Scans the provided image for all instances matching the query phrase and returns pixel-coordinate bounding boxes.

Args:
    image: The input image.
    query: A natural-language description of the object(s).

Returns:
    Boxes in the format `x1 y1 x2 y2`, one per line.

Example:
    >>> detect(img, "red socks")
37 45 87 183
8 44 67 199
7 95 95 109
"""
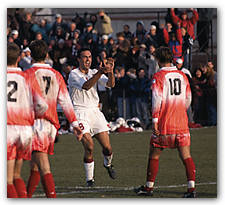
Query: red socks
146 158 159 184
145 157 195 193
13 178 27 198
27 170 41 198
41 173 56 198
184 157 196 181
27 171 56 198
184 157 196 192
7 184 18 198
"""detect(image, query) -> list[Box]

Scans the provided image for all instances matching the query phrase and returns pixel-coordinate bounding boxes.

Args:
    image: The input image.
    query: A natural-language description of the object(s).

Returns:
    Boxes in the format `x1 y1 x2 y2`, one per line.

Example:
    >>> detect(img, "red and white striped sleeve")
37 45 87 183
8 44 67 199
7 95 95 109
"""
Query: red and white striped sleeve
57 72 79 127
151 72 163 123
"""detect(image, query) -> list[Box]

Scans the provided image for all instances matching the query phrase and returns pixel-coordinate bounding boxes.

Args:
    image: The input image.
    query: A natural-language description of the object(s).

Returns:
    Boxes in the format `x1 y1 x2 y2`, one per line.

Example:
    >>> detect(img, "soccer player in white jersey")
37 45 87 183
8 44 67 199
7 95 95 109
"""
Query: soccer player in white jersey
25 40 83 198
7 43 48 198
68 48 116 186
135 47 196 198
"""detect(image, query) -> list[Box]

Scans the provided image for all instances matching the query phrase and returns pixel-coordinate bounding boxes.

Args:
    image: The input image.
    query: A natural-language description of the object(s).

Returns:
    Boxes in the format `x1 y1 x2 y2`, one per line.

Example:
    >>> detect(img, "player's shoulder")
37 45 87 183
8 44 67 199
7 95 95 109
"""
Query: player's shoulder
152 68 166 80
30 63 63 77
7 67 26 78
70 67 80 74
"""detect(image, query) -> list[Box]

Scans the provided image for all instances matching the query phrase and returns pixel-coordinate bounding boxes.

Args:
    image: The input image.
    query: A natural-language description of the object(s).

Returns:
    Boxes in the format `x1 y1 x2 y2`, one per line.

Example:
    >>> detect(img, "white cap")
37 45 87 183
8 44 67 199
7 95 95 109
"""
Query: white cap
102 35 108 40
11 30 18 35
176 58 183 64
150 25 157 30
55 13 62 18
23 47 31 53
140 44 146 48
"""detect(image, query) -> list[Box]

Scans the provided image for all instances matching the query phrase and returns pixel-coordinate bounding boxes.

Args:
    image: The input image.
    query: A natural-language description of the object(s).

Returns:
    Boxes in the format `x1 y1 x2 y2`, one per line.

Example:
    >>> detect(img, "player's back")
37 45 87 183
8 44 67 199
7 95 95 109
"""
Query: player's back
7 67 35 126
152 66 191 134
25 63 75 129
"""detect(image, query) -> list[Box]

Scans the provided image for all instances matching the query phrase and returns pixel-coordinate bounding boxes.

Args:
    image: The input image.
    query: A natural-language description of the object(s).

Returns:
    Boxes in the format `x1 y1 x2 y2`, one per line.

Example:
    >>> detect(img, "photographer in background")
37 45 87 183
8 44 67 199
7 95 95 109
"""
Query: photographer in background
95 10 113 36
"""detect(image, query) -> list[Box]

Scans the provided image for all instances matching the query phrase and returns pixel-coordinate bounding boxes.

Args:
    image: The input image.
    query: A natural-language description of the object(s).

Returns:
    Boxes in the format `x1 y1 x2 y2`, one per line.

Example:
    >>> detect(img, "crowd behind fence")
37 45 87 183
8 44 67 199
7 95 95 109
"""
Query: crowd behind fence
7 8 217 128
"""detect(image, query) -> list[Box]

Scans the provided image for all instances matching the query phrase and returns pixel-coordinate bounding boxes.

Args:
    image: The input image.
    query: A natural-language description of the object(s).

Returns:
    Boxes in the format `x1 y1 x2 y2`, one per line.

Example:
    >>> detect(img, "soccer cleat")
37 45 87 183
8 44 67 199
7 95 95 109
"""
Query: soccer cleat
86 179 95 187
183 191 196 198
104 164 116 179
135 185 154 196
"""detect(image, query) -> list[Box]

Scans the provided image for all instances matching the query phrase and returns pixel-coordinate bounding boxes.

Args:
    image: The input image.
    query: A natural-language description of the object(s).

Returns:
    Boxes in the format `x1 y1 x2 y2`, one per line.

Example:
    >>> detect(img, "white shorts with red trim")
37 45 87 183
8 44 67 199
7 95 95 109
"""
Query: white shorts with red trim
7 125 34 160
32 119 57 155
75 108 110 137
150 133 191 149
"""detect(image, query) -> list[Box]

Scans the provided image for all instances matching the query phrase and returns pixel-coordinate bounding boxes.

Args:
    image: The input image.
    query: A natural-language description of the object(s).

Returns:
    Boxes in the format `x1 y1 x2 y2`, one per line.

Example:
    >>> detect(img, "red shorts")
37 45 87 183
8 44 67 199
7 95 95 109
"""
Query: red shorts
7 125 33 160
150 133 191 149
32 119 57 155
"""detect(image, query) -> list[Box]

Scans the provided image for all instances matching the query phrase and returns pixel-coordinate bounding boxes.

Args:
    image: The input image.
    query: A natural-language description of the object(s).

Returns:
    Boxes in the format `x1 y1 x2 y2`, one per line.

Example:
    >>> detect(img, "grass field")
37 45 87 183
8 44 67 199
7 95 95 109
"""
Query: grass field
21 126 217 198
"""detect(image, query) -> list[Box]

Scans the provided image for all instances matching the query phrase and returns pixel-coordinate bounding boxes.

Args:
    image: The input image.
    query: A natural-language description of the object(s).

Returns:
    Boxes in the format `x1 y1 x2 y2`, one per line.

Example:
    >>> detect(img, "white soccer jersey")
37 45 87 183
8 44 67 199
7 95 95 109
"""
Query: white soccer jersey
68 68 108 109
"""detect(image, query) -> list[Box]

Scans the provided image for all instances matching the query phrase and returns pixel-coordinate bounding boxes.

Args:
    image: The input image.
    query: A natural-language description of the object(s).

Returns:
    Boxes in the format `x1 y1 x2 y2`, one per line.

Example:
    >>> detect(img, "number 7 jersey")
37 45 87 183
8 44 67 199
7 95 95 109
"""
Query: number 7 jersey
25 63 77 130
151 66 192 135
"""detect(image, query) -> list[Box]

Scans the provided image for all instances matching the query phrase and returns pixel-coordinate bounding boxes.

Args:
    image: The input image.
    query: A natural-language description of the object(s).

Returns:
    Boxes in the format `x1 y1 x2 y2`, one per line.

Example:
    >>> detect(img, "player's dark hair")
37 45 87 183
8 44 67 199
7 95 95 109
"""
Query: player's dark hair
29 40 48 62
77 48 92 58
7 43 20 66
155 46 173 64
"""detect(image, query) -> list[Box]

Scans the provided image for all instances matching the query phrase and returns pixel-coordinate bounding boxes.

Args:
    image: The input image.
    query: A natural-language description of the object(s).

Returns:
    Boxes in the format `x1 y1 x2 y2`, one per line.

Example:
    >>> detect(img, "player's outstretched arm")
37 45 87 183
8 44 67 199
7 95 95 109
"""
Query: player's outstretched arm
82 69 104 90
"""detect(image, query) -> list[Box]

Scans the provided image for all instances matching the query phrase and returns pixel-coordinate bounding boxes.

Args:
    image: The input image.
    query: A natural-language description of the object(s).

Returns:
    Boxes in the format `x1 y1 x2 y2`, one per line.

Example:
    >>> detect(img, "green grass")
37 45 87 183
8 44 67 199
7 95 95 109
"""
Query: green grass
21 127 217 198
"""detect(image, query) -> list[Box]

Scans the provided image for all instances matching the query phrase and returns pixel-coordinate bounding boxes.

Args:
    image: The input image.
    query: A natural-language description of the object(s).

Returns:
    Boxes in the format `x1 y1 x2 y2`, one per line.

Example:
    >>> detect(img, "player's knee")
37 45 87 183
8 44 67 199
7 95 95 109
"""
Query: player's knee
39 166 51 176
85 144 94 155
13 172 21 179
102 146 112 156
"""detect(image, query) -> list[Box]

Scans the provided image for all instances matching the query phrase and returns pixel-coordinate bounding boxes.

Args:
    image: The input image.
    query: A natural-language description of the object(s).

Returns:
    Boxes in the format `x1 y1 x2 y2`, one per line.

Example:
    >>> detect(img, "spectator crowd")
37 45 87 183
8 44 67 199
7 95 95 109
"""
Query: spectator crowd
7 8 217 128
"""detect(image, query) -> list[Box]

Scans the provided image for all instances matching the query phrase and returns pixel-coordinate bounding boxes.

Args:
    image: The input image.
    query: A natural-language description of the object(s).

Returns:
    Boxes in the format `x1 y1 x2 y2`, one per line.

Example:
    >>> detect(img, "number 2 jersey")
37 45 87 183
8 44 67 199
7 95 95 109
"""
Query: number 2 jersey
25 63 78 130
151 66 192 135
7 67 48 126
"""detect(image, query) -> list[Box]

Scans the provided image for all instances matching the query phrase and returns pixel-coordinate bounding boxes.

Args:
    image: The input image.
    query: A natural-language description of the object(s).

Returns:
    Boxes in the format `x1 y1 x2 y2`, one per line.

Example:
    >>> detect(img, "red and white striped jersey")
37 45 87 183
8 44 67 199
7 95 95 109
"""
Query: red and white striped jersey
7 67 48 126
151 66 192 135
25 63 78 130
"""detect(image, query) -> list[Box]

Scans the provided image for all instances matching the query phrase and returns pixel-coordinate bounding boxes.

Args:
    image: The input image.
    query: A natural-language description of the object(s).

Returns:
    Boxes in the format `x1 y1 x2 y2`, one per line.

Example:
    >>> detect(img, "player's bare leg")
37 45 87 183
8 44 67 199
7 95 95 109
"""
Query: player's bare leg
178 146 196 197
30 151 56 198
13 159 27 197
7 159 18 198
81 133 95 186
95 131 116 179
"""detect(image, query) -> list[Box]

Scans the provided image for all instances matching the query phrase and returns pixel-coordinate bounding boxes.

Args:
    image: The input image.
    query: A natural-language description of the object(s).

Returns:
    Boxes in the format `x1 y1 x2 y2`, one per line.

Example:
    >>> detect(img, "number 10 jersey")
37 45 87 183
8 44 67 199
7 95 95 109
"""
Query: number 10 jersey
151 66 192 135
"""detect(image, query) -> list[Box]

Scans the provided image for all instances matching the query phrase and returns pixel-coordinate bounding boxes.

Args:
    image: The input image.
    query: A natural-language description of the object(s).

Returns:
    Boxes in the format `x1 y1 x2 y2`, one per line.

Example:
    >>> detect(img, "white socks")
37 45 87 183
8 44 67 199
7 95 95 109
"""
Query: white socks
104 154 113 167
188 180 195 189
146 181 154 188
84 161 94 181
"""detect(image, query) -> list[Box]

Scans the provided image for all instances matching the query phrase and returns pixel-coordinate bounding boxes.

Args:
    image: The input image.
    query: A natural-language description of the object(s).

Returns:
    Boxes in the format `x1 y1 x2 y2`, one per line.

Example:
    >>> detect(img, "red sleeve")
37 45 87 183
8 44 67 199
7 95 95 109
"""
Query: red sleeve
184 74 192 109
151 73 163 123
163 28 169 45
170 9 181 25
176 27 183 45
57 72 78 125
190 9 199 25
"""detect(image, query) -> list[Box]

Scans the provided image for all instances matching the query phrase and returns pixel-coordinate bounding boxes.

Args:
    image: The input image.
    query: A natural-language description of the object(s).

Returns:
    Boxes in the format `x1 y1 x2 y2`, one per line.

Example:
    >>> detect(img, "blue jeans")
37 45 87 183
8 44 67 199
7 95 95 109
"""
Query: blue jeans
117 97 131 119
135 98 150 127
